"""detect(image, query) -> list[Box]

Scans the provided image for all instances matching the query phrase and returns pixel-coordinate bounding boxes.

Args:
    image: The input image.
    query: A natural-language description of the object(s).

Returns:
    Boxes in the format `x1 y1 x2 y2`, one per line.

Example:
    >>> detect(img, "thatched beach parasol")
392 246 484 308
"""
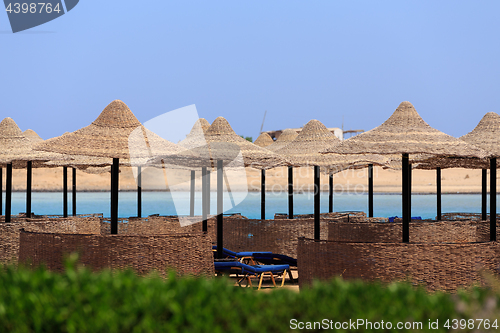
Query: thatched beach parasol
266 129 298 152
162 116 289 258
274 119 340 235
459 112 500 239
23 129 43 143
178 118 211 219
253 132 274 147
274 119 384 239
321 101 487 242
35 100 199 233
0 118 70 221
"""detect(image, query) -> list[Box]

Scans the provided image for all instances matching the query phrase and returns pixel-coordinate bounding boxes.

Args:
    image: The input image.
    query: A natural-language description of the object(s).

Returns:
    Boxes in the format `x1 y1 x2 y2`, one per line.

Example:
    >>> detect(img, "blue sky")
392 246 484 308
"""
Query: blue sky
1 1 499 142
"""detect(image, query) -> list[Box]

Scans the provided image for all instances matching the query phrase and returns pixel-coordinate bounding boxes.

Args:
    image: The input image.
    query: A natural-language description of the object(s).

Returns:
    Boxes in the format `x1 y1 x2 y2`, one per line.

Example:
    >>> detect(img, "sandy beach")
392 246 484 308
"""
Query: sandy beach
3 166 496 193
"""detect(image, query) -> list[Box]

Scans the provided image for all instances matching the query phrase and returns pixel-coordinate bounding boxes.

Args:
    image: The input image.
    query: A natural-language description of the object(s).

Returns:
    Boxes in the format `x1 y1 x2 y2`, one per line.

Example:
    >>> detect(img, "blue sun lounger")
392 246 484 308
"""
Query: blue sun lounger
212 246 297 267
212 246 272 258
214 260 289 289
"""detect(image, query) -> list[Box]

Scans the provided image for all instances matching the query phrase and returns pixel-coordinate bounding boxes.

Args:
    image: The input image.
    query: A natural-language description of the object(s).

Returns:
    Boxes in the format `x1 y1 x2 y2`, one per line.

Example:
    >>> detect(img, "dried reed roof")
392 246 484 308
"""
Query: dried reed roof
185 117 288 169
253 132 274 147
35 100 199 167
266 129 298 152
460 112 500 157
23 129 43 142
178 118 210 149
321 101 487 159
0 117 65 165
274 119 384 168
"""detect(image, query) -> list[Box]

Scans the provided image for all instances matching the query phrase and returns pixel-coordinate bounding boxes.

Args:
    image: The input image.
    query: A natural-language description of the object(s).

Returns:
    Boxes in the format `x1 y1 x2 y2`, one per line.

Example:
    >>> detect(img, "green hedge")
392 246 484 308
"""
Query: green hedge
0 256 498 332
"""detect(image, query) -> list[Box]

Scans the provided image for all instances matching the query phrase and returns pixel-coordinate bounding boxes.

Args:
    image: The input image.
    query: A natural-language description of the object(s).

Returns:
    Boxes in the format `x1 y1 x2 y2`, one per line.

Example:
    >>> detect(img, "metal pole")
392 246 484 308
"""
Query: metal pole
111 158 119 235
202 167 207 232
207 169 211 216
190 170 195 217
0 167 2 216
402 154 409 243
368 164 373 218
490 158 496 241
217 160 223 259
314 166 320 240
63 166 68 218
26 161 32 217
436 167 441 221
110 162 115 232
288 166 293 219
6 163 12 223
137 166 142 218
261 169 265 220
408 163 412 219
482 169 487 221
72 168 76 216
329 173 333 213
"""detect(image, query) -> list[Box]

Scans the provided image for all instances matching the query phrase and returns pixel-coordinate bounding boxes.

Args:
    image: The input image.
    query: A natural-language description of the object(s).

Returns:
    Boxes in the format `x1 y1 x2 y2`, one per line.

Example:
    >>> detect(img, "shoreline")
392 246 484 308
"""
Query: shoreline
5 189 487 195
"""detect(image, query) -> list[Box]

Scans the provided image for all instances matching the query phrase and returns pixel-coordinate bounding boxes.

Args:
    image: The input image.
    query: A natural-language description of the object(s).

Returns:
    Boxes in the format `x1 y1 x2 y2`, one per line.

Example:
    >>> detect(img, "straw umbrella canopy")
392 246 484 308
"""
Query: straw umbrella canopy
178 118 211 219
266 129 298 152
0 118 73 220
178 118 210 149
274 119 342 226
381 114 500 222
274 119 384 236
162 116 289 258
460 112 500 239
253 132 274 148
186 117 288 170
23 129 43 143
321 101 487 242
0 118 62 164
322 102 486 158
35 99 200 233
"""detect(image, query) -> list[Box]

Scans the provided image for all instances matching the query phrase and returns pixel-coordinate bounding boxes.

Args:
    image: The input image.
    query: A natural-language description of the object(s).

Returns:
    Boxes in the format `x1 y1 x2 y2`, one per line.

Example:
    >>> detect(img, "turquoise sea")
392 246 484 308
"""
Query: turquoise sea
2 191 495 220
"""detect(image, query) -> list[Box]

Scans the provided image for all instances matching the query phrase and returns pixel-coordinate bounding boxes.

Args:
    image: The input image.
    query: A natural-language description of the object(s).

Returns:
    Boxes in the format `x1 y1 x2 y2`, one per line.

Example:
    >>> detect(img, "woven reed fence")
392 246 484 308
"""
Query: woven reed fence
298 237 500 291
0 217 101 265
18 230 214 277
0 213 103 223
274 211 366 220
439 212 485 221
99 216 217 240
329 220 478 243
221 218 330 259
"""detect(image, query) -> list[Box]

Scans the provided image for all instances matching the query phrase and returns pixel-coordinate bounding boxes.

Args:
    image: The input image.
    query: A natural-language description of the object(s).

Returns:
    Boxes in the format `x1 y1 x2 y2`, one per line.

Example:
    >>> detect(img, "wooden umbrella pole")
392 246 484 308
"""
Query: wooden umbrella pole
63 166 68 218
482 169 487 221
329 172 333 213
261 169 265 220
137 166 142 218
314 165 320 240
436 167 441 221
6 163 12 223
216 160 223 259
402 153 409 243
288 166 293 219
490 158 496 241
368 164 373 218
26 161 32 217
408 163 412 219
111 158 119 234
72 168 77 217
202 167 207 232
207 169 211 216
0 167 2 216
190 170 195 217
